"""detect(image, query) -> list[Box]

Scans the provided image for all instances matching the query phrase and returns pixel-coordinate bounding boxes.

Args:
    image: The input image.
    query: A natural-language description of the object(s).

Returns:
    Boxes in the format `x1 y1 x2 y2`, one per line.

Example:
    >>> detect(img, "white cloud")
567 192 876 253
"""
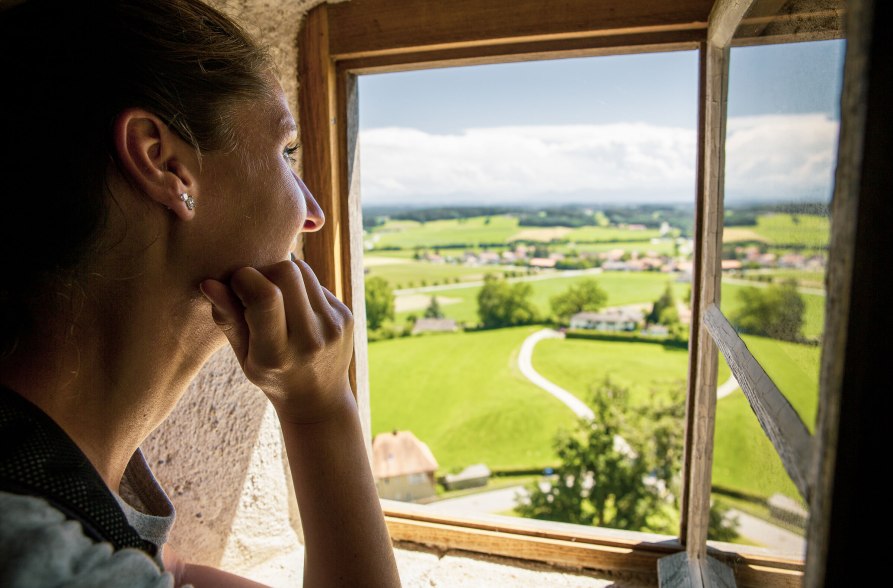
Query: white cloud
725 114 839 202
359 114 838 205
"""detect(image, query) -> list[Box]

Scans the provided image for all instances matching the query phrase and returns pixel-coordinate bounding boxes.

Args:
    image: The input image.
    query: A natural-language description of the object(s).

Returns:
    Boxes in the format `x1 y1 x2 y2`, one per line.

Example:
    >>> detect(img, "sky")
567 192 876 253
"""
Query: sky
358 40 845 207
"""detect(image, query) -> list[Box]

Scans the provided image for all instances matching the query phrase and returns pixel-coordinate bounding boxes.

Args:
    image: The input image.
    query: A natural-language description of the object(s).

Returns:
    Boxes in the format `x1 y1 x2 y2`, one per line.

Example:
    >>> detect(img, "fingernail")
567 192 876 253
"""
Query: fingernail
199 282 215 305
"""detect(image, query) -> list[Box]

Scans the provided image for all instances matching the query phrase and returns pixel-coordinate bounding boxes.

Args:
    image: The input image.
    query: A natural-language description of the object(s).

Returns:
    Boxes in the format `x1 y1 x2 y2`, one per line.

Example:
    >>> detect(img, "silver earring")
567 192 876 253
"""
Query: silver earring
179 192 195 211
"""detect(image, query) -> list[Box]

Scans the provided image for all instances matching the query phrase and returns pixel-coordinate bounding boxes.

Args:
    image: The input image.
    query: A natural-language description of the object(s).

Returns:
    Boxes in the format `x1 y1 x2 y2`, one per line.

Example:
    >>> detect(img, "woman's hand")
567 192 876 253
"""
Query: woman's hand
199 258 355 424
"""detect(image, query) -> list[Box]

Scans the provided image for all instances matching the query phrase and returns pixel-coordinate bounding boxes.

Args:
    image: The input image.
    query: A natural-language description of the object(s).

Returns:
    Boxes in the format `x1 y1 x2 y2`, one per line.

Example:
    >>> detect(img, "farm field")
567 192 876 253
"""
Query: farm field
363 255 518 288
366 215 674 251
565 225 662 243
393 271 690 324
369 326 578 474
367 216 519 249
723 213 829 256
732 268 825 290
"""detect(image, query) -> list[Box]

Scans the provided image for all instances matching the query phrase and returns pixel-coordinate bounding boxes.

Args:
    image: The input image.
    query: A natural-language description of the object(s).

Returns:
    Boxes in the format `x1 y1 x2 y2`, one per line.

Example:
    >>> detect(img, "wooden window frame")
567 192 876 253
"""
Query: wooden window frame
296 1 851 585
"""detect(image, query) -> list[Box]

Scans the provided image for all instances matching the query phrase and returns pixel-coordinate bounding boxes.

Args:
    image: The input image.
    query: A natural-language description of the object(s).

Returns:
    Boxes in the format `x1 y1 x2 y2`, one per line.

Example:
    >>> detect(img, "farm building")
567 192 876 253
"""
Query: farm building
412 317 459 334
570 309 644 332
371 430 439 502
440 463 492 491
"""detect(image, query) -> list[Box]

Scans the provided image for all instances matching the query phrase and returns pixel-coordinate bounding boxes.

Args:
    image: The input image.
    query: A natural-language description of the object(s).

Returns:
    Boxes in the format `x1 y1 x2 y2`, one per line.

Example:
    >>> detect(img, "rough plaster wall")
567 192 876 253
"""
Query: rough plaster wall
141 0 341 578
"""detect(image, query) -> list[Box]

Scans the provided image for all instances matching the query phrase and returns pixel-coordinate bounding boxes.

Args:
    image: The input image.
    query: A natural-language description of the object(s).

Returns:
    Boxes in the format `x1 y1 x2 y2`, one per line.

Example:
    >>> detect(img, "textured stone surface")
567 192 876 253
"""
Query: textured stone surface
394 546 655 588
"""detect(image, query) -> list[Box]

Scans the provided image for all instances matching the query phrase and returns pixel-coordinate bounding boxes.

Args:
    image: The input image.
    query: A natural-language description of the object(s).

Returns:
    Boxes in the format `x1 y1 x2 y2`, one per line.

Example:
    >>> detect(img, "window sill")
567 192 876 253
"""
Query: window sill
381 500 805 587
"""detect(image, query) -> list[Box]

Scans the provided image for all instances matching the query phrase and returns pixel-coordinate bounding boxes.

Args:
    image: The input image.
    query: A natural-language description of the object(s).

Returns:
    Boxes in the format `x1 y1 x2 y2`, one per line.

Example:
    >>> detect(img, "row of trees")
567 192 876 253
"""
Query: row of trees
477 275 609 328
369 272 806 343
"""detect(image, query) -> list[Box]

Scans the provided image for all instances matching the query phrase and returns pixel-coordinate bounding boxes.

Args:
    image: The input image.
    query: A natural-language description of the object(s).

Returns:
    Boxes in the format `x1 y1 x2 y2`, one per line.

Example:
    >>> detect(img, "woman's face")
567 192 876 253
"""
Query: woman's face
194 79 324 278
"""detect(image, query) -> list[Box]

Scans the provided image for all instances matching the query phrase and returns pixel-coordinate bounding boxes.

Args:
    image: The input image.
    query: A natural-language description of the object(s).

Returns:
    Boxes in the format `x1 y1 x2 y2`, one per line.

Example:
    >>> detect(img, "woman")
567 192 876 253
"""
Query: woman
0 0 401 586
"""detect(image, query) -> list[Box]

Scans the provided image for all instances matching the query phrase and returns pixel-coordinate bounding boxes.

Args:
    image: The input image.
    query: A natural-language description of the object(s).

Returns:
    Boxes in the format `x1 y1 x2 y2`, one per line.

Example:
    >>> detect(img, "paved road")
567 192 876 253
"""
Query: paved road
517 328 594 420
716 374 740 399
426 485 529 514
425 485 805 554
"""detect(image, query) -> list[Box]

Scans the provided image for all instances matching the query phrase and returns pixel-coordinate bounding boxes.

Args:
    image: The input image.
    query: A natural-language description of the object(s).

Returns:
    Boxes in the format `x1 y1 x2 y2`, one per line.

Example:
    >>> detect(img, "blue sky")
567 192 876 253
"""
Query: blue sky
358 41 845 206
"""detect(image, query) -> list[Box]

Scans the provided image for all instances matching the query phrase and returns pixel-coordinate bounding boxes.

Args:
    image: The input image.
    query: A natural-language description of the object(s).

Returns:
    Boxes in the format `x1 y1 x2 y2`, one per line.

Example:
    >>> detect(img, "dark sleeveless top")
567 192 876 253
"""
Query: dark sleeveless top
0 385 158 557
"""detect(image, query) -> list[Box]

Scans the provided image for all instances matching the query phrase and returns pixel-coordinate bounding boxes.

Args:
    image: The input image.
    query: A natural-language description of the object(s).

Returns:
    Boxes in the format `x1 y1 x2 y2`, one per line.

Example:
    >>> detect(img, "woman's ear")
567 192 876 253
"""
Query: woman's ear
112 108 199 221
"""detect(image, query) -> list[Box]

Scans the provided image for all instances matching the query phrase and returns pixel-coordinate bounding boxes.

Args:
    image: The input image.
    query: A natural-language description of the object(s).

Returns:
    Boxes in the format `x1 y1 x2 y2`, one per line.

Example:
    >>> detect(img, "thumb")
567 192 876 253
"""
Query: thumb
200 279 250 364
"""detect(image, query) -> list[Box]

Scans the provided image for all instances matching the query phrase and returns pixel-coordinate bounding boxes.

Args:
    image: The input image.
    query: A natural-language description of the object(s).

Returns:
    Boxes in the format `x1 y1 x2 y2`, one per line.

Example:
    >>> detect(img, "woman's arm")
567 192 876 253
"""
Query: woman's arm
200 259 401 588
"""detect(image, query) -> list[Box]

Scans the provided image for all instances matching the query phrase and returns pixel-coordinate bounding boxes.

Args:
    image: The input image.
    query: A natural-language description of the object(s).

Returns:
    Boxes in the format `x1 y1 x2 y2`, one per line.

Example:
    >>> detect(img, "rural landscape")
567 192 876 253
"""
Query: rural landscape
363 202 826 552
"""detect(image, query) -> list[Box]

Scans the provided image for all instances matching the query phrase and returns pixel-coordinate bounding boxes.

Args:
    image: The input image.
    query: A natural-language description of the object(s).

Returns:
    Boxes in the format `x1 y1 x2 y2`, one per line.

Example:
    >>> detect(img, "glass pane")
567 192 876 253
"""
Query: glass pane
361 52 702 538
711 0 845 556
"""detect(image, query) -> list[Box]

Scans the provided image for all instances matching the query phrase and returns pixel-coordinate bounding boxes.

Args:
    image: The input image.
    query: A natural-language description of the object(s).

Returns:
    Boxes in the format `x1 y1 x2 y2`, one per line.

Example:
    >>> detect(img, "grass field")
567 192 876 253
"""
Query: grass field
367 216 520 249
369 326 578 474
565 225 662 243
724 213 829 250
393 271 690 324
370 322 819 505
721 281 825 341
366 215 673 251
364 256 518 289
531 334 817 503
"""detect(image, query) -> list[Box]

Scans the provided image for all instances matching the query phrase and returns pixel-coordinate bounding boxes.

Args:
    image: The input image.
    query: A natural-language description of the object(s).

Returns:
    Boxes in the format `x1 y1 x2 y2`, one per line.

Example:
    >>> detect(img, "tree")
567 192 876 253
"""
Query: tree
549 279 607 322
424 296 444 319
517 379 738 539
516 379 657 529
477 274 539 328
646 283 676 325
364 276 394 331
731 279 805 342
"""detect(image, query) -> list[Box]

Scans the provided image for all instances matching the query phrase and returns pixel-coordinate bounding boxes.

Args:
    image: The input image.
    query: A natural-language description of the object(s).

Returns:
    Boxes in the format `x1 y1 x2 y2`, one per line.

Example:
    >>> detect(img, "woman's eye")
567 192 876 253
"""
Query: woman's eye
283 144 300 164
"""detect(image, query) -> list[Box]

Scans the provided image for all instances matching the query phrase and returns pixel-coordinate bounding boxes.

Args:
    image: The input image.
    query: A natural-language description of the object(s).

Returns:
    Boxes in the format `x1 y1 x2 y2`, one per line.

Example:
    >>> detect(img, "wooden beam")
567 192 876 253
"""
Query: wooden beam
807 0 890 584
298 4 364 403
708 0 757 47
682 40 729 559
338 29 702 75
733 1 844 44
298 4 343 299
659 552 736 588
328 0 714 59
702 304 814 501
382 501 803 587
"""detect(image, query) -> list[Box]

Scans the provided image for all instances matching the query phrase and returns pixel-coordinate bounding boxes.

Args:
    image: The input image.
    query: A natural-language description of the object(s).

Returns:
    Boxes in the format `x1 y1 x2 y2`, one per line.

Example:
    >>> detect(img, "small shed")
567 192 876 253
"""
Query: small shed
440 464 491 491
372 430 439 502
412 318 458 334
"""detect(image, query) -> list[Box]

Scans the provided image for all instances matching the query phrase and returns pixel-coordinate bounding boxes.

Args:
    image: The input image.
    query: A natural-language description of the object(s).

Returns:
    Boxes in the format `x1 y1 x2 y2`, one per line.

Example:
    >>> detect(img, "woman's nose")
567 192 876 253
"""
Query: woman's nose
297 175 325 232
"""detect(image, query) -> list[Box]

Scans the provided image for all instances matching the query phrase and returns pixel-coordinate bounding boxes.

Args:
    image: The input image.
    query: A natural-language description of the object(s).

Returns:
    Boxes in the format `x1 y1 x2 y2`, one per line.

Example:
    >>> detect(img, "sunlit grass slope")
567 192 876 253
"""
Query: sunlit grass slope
531 334 818 502
369 326 578 474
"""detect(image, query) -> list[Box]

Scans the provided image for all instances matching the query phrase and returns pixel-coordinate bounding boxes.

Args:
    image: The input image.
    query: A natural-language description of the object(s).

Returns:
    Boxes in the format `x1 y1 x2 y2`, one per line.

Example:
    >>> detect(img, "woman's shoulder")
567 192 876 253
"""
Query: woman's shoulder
0 491 175 588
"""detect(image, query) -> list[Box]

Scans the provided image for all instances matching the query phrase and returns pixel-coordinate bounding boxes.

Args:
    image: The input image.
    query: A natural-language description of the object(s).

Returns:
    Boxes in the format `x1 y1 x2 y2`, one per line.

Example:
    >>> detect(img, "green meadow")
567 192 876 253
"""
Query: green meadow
367 216 520 249
370 324 818 504
393 271 690 324
364 256 518 289
369 326 577 474
721 281 826 341
366 215 672 251
529 334 816 502
750 213 830 248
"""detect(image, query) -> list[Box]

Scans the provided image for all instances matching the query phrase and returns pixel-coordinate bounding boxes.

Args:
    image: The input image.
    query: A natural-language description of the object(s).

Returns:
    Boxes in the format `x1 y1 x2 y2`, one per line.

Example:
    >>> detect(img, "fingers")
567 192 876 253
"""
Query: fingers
257 260 316 335
200 278 249 363
229 267 289 367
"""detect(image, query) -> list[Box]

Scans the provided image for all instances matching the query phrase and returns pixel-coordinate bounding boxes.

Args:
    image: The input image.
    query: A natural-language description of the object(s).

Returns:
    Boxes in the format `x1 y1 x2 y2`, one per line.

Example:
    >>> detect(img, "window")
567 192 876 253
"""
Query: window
297 0 850 584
